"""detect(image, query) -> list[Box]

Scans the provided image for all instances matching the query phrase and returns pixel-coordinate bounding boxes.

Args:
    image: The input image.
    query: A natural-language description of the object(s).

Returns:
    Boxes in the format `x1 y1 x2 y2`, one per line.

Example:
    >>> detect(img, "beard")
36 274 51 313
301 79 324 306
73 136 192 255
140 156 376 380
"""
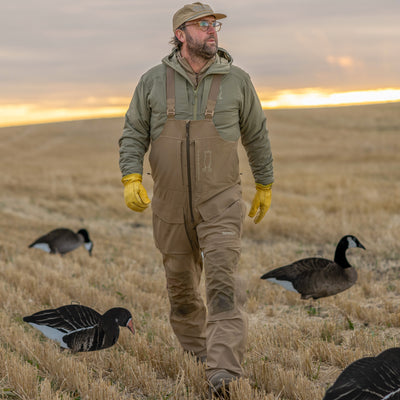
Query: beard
185 31 218 60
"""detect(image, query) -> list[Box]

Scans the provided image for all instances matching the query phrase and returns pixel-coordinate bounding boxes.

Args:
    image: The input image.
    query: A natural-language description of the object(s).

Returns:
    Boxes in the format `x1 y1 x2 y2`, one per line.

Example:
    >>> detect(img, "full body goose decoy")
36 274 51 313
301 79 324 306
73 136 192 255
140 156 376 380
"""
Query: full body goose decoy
323 347 400 400
23 305 135 352
28 228 93 256
260 235 365 300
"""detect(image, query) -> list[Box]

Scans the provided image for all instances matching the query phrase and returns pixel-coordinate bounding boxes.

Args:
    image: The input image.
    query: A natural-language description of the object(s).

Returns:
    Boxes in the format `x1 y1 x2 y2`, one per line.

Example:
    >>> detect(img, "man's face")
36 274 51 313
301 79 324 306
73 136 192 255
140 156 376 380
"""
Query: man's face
181 17 219 60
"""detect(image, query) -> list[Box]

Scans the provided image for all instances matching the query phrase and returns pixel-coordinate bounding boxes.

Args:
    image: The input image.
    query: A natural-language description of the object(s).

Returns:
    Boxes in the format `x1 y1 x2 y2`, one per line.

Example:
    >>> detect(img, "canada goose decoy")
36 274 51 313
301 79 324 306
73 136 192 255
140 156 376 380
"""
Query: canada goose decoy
23 305 135 352
28 228 93 256
323 347 400 400
260 235 365 300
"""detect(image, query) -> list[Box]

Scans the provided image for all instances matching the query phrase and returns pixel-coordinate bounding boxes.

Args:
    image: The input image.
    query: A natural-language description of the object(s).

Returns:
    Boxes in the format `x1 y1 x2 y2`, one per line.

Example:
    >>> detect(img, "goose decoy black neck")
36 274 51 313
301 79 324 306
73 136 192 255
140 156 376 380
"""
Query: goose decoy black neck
334 235 366 269
77 229 93 256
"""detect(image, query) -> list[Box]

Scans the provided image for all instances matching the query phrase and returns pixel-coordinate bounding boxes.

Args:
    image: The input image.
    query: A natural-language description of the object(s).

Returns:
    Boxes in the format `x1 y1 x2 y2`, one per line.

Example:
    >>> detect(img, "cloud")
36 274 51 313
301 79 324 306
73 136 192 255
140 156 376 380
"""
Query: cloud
1 0 400 113
326 56 356 68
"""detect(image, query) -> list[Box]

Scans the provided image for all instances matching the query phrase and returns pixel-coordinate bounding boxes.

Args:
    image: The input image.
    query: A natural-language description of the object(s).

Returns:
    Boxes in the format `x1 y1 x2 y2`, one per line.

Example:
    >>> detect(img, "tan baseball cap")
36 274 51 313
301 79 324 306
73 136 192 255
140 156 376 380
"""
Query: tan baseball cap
173 2 227 32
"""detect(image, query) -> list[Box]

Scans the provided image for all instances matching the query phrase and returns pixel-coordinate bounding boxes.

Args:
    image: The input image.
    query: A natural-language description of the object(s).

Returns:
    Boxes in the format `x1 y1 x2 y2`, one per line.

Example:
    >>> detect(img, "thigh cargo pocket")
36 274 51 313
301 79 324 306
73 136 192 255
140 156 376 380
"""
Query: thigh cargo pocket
152 213 193 255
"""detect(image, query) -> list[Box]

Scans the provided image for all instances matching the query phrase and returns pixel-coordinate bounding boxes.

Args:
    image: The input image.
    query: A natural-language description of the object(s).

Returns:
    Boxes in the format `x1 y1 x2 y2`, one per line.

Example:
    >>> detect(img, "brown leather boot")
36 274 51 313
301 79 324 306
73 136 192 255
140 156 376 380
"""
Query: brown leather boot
208 370 237 399
196 355 207 364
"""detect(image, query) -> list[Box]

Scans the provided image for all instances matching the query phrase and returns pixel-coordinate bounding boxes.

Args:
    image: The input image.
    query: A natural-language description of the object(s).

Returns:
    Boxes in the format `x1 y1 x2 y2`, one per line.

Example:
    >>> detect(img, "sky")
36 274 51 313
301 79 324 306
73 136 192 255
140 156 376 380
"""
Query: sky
1 0 400 126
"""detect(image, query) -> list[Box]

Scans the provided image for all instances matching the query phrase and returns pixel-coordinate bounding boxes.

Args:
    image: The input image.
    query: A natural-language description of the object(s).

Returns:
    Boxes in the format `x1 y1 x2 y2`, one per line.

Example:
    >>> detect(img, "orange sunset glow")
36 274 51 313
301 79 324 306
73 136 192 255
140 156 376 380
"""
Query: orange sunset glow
260 88 400 109
1 88 399 128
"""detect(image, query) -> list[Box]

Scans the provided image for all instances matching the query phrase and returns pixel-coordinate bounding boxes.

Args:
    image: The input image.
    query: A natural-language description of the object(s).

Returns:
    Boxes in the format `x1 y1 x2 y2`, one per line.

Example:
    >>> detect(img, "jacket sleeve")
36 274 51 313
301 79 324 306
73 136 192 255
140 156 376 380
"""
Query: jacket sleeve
118 77 151 177
239 74 274 186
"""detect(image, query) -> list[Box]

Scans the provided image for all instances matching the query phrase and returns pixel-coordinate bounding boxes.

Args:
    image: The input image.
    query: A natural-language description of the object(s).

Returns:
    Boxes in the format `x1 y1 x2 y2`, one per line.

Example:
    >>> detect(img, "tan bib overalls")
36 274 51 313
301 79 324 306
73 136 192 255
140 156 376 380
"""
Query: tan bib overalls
149 66 248 379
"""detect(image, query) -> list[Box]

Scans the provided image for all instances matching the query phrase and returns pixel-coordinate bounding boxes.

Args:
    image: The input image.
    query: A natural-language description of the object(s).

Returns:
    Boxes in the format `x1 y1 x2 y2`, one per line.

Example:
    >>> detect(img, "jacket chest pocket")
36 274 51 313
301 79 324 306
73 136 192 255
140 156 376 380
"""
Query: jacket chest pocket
194 137 239 189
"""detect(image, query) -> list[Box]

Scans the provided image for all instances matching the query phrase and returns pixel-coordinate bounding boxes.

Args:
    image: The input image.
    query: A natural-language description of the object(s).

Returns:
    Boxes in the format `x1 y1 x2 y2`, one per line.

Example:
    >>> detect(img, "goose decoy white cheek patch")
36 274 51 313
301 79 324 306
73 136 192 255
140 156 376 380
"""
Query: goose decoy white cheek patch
347 237 357 248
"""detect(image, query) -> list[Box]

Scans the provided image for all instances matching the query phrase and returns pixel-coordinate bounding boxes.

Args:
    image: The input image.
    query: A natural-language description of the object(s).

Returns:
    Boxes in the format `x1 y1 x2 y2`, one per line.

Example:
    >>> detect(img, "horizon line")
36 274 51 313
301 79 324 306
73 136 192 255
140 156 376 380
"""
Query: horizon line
1 87 399 128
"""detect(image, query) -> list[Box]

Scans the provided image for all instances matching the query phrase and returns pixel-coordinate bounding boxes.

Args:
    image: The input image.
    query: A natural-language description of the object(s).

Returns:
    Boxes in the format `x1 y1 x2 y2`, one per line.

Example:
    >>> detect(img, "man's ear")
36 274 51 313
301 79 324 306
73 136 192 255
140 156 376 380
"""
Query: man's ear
175 29 185 43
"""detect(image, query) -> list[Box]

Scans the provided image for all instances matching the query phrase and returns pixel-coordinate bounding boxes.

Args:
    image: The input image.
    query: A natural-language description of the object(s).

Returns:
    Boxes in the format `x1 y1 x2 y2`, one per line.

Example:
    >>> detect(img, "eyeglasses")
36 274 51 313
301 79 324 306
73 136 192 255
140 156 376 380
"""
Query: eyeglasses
184 20 222 32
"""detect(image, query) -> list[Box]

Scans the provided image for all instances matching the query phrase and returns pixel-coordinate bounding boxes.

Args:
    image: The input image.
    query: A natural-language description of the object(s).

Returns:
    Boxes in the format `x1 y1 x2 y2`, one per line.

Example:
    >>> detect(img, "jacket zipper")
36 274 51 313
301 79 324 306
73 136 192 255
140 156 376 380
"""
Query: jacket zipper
186 120 195 223
193 88 198 120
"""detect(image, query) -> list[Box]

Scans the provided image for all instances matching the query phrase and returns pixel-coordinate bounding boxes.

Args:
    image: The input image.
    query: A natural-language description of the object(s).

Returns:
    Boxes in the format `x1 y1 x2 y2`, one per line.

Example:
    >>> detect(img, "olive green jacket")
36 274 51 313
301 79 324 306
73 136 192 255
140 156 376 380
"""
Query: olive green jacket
119 48 273 185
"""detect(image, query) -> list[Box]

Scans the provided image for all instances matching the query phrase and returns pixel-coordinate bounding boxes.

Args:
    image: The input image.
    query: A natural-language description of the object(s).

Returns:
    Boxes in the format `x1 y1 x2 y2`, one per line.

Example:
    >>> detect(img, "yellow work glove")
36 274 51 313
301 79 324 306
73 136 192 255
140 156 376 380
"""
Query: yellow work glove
121 173 151 212
248 183 272 224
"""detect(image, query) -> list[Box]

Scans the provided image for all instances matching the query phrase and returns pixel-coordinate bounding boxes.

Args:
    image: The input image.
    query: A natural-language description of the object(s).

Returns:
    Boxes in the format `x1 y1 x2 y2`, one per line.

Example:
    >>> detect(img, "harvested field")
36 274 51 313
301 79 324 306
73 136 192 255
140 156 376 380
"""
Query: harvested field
0 102 399 399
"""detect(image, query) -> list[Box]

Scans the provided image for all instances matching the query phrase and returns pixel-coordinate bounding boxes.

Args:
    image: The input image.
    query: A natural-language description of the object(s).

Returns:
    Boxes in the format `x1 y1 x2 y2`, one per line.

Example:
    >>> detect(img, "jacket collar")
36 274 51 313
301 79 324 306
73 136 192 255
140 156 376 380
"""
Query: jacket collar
162 47 232 85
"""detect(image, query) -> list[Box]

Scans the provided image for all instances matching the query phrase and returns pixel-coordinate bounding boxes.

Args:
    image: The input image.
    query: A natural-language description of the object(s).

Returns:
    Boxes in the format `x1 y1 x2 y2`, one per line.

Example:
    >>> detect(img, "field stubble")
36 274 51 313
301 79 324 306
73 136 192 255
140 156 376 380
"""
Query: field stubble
0 103 399 399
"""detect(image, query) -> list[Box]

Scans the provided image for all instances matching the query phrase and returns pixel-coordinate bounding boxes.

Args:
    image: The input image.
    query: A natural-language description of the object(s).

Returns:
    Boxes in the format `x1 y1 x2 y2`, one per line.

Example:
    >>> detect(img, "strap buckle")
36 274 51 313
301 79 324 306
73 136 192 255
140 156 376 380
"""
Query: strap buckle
204 109 214 119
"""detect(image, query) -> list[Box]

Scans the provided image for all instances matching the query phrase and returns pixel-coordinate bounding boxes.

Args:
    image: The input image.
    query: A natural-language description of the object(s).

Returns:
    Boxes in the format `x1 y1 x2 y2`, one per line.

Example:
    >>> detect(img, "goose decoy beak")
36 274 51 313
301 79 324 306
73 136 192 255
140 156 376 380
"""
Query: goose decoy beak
126 318 135 335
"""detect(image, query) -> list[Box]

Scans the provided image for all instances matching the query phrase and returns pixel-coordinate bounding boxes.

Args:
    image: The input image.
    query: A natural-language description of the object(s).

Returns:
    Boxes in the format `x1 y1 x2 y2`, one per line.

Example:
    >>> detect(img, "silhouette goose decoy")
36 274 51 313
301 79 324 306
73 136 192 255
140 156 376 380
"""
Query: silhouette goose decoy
260 235 365 300
23 305 135 352
28 228 93 256
323 347 400 400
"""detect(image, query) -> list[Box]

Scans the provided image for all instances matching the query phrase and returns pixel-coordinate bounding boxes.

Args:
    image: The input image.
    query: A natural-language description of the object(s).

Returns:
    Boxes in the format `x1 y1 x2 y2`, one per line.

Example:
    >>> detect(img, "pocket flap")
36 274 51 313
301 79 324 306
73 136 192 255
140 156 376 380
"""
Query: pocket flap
197 185 242 221
151 191 185 223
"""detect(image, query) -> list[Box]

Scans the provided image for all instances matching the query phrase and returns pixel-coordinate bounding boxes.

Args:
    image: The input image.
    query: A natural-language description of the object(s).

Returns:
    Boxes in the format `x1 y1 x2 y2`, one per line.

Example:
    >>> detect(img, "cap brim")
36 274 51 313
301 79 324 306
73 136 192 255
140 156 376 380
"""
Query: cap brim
186 12 227 23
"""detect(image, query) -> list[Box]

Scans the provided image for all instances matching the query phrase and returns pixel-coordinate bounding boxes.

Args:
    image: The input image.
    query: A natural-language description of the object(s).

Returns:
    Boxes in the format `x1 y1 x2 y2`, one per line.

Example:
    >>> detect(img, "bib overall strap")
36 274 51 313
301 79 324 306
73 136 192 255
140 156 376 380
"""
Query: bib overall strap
205 74 223 120
166 66 222 120
166 66 176 119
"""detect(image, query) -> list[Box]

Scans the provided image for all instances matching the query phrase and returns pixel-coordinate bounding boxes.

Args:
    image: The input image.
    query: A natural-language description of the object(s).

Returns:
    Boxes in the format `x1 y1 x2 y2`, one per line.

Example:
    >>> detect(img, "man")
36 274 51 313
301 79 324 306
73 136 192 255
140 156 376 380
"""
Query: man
119 2 273 397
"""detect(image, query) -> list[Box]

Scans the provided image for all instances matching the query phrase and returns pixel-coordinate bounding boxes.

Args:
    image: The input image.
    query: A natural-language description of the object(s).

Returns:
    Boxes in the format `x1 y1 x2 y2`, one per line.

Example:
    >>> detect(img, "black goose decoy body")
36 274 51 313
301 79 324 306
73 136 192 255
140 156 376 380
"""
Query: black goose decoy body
260 235 365 300
23 305 135 352
28 228 93 256
323 347 400 400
